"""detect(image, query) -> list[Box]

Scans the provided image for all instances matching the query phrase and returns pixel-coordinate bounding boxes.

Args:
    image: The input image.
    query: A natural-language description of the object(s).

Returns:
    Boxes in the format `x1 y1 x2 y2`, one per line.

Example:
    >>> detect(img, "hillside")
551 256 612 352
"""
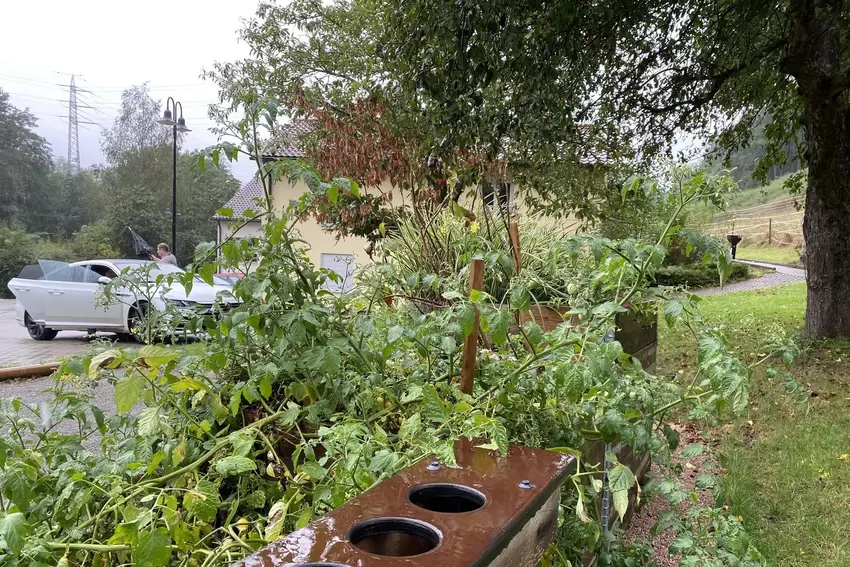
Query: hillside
724 171 804 209
705 172 805 247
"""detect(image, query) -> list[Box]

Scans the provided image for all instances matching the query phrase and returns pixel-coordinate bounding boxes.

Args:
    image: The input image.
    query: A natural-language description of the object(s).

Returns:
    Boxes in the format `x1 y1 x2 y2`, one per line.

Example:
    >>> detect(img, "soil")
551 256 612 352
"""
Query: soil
624 423 716 567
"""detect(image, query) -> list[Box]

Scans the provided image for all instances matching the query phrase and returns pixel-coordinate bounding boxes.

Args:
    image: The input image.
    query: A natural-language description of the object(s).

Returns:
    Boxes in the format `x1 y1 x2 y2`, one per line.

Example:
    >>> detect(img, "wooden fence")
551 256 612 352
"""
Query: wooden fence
706 197 804 247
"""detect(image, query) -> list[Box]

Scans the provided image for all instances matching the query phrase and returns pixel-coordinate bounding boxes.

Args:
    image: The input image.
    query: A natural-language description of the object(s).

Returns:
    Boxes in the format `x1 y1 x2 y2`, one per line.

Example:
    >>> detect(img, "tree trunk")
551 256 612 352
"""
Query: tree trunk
788 0 850 337
802 125 850 337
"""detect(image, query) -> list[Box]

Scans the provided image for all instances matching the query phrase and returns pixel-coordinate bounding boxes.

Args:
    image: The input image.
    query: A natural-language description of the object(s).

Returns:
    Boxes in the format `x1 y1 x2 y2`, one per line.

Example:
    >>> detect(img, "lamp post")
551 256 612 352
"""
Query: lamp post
157 97 191 260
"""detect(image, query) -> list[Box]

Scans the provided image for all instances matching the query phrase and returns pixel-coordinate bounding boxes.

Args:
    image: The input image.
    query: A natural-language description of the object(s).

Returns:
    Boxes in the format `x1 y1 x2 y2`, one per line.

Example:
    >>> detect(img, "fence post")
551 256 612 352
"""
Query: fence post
768 218 772 245
460 258 485 395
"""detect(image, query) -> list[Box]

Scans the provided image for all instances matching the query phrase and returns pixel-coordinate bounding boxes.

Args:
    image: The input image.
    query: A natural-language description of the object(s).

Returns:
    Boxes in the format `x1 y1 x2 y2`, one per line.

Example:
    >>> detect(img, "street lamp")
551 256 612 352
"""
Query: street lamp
157 97 191 260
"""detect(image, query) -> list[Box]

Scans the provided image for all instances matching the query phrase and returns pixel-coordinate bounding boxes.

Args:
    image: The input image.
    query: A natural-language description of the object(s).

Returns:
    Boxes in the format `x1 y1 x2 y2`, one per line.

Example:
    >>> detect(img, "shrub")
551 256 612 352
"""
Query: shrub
72 220 121 259
655 262 750 288
0 225 38 298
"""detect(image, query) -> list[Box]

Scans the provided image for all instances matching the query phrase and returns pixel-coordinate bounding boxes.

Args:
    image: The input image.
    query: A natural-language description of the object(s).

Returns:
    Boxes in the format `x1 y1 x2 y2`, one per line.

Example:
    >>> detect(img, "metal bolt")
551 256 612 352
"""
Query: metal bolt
426 461 441 471
519 479 533 489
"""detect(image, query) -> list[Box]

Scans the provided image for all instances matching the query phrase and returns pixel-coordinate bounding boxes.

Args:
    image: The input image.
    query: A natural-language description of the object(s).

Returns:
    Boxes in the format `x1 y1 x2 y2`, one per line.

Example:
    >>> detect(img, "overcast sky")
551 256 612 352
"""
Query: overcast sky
0 0 262 182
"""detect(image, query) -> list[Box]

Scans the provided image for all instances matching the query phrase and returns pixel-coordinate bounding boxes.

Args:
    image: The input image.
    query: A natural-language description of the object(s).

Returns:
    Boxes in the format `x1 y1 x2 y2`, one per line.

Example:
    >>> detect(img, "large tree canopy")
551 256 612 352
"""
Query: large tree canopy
0 89 56 232
211 0 849 337
100 85 240 261
205 0 626 222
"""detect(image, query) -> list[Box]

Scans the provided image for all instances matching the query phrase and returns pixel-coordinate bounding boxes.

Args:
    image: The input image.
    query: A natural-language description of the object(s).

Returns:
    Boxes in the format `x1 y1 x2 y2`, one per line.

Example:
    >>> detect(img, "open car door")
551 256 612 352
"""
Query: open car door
7 263 51 324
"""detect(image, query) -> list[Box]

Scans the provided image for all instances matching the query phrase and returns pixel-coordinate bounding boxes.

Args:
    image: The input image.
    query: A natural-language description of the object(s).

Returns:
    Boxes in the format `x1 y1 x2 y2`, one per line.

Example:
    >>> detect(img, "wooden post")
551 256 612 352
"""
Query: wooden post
768 218 772 245
509 221 522 275
460 258 485 395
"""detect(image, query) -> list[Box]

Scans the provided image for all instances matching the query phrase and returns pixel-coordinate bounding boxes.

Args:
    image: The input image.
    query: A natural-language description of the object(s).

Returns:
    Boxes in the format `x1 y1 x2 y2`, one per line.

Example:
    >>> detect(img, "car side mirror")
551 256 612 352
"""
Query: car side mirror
97 276 111 285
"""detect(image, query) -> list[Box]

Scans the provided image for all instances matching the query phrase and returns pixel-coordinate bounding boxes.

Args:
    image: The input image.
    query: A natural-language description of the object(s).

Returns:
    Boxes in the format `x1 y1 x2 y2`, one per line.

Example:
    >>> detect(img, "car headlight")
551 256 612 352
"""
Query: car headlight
164 298 195 308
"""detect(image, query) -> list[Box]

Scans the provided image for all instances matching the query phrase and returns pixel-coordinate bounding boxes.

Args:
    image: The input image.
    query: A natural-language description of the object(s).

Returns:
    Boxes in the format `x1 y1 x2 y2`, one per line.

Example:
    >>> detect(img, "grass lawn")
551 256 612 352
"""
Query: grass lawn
658 282 850 567
736 246 802 265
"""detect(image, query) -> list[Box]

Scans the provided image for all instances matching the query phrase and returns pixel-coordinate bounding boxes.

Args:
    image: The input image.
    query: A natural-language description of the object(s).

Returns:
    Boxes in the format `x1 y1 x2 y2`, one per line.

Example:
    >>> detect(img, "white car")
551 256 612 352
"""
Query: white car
6 259 238 341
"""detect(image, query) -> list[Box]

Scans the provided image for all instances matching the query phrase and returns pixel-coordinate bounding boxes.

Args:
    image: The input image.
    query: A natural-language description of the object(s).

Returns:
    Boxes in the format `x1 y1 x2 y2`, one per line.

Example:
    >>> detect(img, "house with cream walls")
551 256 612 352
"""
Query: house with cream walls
214 122 595 289
214 123 407 290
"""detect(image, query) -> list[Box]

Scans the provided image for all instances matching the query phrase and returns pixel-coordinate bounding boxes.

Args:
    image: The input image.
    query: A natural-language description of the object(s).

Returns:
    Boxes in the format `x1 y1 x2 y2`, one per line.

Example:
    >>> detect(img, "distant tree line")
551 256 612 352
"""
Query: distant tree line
705 115 803 189
0 85 239 288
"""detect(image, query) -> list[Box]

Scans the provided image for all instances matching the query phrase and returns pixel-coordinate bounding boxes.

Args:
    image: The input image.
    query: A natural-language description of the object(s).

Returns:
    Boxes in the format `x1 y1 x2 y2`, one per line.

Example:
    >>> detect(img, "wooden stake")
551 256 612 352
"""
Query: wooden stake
460 258 485 395
509 221 522 275
509 222 533 351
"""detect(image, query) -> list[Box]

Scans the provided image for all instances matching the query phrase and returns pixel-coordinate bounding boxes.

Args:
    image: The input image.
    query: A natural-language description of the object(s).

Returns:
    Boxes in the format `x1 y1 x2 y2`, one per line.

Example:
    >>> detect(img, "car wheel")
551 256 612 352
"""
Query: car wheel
24 312 58 341
127 303 150 344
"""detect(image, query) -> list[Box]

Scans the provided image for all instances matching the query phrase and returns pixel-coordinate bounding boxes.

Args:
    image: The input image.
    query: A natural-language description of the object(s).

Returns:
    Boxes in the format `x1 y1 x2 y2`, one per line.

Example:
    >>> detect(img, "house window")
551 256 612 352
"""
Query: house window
320 253 355 292
481 182 512 211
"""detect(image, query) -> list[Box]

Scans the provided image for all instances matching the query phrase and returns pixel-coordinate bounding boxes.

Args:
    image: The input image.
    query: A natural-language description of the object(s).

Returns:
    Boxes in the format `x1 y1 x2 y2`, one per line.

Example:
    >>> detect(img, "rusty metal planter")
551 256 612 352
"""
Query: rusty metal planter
231 444 575 567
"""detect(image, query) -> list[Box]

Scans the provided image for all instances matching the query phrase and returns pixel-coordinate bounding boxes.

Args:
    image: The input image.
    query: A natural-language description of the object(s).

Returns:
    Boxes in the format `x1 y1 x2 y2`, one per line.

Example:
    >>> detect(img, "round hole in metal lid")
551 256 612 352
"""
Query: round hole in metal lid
348 517 441 557
408 483 486 513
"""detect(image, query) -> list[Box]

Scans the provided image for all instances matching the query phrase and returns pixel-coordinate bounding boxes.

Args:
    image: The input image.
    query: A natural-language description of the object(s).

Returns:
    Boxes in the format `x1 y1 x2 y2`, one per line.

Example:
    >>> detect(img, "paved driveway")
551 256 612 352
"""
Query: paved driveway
0 298 133 367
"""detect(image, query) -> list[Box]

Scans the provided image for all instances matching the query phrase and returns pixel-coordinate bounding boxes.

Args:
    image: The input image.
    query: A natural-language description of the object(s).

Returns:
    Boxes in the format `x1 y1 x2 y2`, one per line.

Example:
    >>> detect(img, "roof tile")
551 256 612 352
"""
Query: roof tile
262 120 313 158
213 177 264 219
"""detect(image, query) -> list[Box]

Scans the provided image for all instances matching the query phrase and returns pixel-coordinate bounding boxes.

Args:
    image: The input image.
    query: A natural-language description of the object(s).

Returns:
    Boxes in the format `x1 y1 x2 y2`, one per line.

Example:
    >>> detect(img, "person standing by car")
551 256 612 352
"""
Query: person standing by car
153 243 178 266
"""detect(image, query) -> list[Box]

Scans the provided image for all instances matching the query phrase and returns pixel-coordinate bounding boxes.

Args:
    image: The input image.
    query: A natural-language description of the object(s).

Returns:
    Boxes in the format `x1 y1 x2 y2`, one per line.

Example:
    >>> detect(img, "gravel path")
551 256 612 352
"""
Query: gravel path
0 298 134 367
695 270 805 296
0 372 117 450
0 373 116 416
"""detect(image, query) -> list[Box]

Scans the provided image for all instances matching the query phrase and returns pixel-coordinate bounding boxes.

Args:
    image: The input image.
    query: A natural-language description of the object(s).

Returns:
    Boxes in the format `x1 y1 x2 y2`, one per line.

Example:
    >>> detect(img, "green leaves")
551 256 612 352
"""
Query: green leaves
662 299 686 327
661 425 680 452
457 304 477 337
109 522 139 546
2 467 34 511
608 465 636 521
115 372 147 413
509 285 531 311
608 464 636 492
184 480 220 523
198 263 216 286
300 461 327 481
302 345 342 375
138 345 178 367
136 530 171 567
0 513 28 555
680 443 705 458
695 473 716 489
387 325 404 344
398 412 422 441
215 456 257 476
669 534 696 555
137 407 161 437
421 386 448 423
486 309 512 345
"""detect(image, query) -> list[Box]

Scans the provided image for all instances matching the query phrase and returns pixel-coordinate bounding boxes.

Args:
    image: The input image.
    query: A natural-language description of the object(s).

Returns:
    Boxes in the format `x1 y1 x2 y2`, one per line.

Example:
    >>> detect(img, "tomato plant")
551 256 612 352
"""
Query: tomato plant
0 104 803 566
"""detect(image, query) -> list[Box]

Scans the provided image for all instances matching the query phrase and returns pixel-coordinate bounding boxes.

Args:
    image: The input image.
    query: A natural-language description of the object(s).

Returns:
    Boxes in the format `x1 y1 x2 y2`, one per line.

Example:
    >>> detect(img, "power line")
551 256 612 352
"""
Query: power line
1 71 212 91
0 73 63 87
4 90 66 102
